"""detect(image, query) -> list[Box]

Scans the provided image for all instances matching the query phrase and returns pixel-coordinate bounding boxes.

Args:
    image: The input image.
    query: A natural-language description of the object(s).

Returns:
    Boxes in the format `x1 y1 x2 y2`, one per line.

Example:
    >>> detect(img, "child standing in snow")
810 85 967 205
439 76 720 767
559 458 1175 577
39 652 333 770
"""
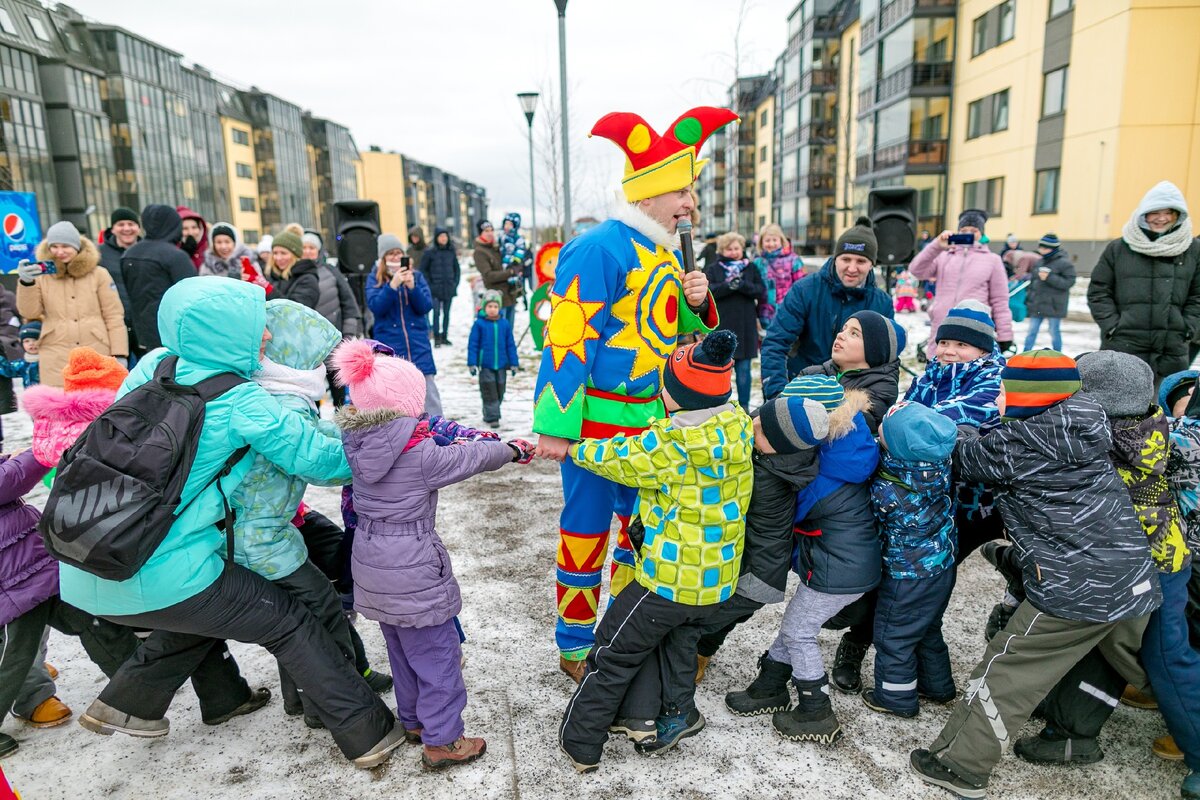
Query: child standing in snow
558 331 753 771
864 402 958 718
0 321 41 388
332 339 533 770
467 290 519 428
894 268 919 313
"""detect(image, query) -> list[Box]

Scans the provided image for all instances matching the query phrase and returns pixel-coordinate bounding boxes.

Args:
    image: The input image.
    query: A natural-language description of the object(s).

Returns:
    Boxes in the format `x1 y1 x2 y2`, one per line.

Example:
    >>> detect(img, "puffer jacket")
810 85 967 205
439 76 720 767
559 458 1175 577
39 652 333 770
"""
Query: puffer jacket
16 238 128 387
58 279 352 617
314 261 362 337
98 228 138 331
467 313 518 371
0 451 54 626
801 359 899 434
406 226 427 274
872 452 955 580
571 404 754 606
22 384 117 467
366 269 435 374
175 205 208 270
955 393 1161 623
1108 408 1191 573
909 241 1014 350
1025 247 1076 319
231 300 346 580
120 204 196 353
760 258 893 399
418 229 461 301
792 390 881 594
735 448 820 605
269 259 321 309
1166 415 1200 550
337 409 515 627
754 249 801 322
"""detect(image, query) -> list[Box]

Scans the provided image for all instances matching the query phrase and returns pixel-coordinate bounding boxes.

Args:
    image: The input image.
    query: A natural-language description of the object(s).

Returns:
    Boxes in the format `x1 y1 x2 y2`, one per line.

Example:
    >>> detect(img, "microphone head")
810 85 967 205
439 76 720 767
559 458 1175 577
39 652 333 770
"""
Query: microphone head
676 219 693 236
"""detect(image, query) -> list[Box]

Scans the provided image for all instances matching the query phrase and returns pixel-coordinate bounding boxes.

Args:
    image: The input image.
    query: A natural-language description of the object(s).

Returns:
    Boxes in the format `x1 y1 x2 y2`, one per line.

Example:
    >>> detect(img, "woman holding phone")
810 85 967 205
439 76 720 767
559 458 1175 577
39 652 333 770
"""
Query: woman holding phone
365 233 442 415
909 209 1014 354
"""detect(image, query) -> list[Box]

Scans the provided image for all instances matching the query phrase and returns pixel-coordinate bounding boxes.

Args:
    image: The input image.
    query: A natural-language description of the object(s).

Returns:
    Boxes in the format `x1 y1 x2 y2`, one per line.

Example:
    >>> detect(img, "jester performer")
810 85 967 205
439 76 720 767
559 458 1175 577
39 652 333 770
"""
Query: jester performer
533 106 735 680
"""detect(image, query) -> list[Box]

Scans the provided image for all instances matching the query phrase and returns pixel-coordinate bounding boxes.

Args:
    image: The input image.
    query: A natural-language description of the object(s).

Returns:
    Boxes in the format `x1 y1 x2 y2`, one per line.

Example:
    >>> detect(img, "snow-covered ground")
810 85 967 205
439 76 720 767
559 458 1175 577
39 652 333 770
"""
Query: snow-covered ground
2 272 1188 799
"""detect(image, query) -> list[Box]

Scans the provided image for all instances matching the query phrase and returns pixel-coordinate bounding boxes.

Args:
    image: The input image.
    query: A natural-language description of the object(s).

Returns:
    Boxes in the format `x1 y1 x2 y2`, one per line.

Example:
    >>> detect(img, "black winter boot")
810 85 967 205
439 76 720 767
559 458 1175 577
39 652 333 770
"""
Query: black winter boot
725 651 792 716
831 635 869 694
772 676 842 744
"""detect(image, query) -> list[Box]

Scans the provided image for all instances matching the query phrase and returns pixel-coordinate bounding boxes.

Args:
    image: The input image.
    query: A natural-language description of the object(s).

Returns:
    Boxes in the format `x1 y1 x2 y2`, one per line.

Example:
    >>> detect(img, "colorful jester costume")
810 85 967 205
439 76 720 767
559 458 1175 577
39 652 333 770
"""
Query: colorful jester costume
535 106 735 661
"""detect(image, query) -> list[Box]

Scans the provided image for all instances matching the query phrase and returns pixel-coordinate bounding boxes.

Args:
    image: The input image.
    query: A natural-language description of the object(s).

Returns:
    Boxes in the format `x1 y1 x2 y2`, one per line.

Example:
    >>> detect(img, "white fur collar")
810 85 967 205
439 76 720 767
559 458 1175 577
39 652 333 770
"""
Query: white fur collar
611 196 681 250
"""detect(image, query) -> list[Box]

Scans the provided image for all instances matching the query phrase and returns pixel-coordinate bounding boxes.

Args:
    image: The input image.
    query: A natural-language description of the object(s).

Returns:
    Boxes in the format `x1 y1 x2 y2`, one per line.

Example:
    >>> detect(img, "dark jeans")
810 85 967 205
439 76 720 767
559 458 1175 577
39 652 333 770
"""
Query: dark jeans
274 560 357 716
100 562 393 759
734 358 752 409
0 597 139 727
479 367 507 423
431 297 453 339
501 305 516 325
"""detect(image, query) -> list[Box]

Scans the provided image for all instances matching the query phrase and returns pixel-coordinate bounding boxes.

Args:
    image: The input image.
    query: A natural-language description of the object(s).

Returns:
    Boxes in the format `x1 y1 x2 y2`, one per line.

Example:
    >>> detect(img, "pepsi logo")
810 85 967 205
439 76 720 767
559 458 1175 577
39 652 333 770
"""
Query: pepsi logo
3 213 24 242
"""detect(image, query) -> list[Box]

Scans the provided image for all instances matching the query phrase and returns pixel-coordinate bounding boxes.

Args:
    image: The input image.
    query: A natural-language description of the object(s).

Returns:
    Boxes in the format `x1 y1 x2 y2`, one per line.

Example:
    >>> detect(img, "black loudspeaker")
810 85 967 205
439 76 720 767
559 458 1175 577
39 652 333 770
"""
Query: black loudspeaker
334 200 380 276
868 187 917 266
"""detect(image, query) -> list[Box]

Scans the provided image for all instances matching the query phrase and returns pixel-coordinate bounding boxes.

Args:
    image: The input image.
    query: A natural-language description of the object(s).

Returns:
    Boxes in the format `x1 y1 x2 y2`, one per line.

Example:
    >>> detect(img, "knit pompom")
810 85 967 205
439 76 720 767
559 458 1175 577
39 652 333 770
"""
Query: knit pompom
700 330 737 366
854 215 873 229
331 338 378 387
284 222 305 237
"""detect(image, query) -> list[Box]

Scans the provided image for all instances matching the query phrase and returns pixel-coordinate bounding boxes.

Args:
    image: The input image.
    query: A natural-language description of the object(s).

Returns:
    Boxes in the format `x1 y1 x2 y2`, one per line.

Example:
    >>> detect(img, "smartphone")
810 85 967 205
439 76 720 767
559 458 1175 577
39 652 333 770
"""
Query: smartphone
400 256 411 269
38 260 56 275
948 233 975 246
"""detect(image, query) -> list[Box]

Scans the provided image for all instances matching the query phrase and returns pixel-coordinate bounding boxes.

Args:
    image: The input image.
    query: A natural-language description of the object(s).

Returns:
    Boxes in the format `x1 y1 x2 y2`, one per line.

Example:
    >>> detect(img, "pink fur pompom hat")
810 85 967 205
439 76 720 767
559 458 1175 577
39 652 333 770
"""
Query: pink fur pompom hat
332 338 426 415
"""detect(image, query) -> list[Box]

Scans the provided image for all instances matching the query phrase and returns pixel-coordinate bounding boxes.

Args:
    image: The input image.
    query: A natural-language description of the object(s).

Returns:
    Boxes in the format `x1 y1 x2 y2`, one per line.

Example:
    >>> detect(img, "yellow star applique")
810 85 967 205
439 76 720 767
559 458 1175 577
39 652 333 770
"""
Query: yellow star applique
546 275 605 370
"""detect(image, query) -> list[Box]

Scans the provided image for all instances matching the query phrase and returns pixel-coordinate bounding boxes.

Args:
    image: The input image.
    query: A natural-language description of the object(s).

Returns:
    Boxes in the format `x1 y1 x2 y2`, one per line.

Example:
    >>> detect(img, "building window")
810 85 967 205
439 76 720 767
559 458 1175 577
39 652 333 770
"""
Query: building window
1033 168 1059 214
759 109 768 128
26 16 49 42
242 229 259 244
992 89 1009 132
235 162 253 179
967 98 984 139
231 127 250 145
972 0 1015 57
968 89 1010 139
1049 0 1072 18
962 177 1004 217
0 10 14 35
239 196 256 212
759 181 767 198
759 145 767 163
1042 66 1068 117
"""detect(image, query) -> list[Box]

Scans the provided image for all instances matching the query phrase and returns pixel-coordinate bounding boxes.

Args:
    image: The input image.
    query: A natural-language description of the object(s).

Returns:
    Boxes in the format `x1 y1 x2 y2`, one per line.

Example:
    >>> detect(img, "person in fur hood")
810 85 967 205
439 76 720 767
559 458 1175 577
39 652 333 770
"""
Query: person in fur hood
201 222 259 278
533 106 732 676
15 221 128 388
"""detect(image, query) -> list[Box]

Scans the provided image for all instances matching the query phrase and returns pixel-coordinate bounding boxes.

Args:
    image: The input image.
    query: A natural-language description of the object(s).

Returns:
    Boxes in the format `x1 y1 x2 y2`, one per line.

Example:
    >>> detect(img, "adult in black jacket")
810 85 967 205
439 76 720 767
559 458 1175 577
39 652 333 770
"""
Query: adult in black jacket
418 228 461 346
120 204 194 355
1023 234 1076 352
265 230 320 310
1088 180 1200 384
705 232 766 408
98 208 142 355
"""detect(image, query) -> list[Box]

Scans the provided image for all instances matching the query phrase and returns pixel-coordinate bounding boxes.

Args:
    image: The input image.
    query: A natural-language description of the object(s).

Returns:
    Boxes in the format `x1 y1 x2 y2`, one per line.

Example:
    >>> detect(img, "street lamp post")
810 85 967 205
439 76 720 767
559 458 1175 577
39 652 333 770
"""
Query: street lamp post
517 92 539 253
554 0 571 240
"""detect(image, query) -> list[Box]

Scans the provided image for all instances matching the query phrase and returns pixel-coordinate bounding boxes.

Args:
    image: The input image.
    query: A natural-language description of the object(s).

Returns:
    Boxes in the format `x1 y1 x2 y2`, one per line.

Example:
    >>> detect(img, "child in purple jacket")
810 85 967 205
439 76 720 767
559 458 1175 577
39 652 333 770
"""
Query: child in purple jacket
332 338 534 770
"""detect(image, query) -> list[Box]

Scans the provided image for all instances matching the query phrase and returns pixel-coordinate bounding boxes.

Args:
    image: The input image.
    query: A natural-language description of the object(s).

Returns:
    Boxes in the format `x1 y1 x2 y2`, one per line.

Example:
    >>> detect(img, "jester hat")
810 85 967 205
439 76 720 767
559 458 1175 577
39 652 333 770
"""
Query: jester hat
590 107 738 202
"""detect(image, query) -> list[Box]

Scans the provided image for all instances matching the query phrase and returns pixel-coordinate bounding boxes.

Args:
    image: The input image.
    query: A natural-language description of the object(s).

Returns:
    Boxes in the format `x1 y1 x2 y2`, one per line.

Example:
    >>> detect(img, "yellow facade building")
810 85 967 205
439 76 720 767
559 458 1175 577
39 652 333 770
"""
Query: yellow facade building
834 18 862 236
220 116 262 244
753 93 776 234
358 150 410 240
946 0 1200 264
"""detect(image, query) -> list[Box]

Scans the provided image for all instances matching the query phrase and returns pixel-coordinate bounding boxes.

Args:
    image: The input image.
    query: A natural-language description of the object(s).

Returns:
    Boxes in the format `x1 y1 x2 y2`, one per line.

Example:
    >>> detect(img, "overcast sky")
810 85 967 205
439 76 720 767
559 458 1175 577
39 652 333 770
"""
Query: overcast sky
67 0 796 227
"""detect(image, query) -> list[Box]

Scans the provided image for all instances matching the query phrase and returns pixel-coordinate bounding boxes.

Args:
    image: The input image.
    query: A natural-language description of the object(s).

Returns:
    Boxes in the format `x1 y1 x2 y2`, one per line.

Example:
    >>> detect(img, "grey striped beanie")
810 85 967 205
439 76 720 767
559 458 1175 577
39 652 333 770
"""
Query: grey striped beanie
759 397 829 454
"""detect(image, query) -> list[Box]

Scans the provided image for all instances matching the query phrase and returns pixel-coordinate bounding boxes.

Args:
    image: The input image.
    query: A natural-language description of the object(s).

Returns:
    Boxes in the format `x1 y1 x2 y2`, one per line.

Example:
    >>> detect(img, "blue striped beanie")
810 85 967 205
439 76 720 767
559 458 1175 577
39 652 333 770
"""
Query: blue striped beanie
936 301 996 353
1038 232 1061 249
781 374 845 410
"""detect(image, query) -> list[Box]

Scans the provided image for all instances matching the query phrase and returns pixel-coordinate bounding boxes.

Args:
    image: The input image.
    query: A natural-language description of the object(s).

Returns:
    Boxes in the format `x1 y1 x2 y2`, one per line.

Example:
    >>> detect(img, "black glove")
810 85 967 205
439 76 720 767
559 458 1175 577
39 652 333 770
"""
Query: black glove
469 366 478 377
997 340 1014 353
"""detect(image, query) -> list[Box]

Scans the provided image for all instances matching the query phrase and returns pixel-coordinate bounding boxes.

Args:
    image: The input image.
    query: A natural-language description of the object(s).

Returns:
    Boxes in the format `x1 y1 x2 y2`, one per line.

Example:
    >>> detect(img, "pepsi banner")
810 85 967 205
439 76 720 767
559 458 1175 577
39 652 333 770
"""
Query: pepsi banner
0 192 40 274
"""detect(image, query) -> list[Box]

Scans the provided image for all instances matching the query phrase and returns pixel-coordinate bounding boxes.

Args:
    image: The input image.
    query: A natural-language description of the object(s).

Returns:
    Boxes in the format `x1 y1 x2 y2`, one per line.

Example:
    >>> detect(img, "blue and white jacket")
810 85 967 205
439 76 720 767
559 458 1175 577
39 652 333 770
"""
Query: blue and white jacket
871 453 956 580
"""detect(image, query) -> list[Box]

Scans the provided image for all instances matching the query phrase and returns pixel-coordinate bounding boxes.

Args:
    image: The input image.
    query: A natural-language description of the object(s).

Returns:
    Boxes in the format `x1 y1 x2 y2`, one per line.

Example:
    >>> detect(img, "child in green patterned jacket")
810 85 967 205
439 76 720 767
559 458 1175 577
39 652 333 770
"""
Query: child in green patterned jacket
558 331 754 773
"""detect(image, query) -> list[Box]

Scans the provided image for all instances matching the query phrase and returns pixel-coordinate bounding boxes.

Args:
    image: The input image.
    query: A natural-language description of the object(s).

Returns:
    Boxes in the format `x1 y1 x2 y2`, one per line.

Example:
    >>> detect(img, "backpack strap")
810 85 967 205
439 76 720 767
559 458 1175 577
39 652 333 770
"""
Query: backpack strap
208 445 251 563
192 371 248 402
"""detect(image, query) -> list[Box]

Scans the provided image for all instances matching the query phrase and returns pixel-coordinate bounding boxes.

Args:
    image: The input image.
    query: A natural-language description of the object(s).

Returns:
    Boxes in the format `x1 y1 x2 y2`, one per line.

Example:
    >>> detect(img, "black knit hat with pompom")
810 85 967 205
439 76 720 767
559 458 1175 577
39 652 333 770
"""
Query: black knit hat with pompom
834 215 878 264
662 330 737 411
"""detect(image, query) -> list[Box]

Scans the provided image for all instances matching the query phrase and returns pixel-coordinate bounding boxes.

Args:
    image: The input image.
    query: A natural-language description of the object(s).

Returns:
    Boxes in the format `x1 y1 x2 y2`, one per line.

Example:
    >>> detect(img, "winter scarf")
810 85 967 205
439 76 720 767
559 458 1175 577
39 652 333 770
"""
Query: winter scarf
1122 181 1194 258
253 356 328 411
403 419 432 453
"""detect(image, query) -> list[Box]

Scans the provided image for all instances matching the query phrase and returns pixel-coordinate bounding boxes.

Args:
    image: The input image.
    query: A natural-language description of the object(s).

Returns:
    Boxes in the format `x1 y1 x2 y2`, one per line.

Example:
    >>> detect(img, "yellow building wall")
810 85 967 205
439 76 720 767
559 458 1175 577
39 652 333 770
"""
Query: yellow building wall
834 19 861 238
220 116 262 243
359 151 409 238
753 93 775 235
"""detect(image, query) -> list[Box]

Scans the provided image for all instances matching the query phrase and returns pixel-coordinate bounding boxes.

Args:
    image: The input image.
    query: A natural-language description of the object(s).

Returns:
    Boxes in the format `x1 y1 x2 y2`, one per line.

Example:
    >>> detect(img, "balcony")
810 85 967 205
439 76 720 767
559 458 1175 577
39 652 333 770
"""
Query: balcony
799 120 838 143
781 129 799 152
869 138 949 173
861 15 877 49
800 14 840 42
800 67 838 94
856 153 872 175
916 0 956 10
879 0 915 30
805 172 836 193
783 81 800 105
873 61 953 107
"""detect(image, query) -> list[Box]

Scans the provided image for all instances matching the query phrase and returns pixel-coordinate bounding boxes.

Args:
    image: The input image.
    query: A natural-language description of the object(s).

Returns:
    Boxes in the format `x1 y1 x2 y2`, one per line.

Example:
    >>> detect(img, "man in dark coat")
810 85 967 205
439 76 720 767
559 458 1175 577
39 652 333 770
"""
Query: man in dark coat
418 228 460 347
760 217 893 399
1022 233 1076 352
120 204 195 356
406 226 427 274
97 207 141 356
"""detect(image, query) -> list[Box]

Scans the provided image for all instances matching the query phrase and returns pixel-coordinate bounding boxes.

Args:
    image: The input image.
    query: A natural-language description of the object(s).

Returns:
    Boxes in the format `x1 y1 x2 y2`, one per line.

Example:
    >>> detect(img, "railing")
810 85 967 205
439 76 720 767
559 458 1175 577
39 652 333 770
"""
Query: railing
801 14 841 41
780 177 800 195
880 0 915 30
800 121 838 142
856 154 872 175
916 0 956 9
913 62 953 88
872 61 953 107
857 86 875 112
801 67 839 93
781 129 799 152
907 138 948 165
877 63 914 104
806 172 836 192
873 140 908 170
783 81 800 105
860 15 878 48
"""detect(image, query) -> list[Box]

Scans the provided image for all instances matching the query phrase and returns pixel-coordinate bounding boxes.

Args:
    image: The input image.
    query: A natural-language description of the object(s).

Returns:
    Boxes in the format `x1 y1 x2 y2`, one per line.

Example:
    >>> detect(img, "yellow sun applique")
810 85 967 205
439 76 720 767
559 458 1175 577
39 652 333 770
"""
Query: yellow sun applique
546 275 605 369
608 240 682 381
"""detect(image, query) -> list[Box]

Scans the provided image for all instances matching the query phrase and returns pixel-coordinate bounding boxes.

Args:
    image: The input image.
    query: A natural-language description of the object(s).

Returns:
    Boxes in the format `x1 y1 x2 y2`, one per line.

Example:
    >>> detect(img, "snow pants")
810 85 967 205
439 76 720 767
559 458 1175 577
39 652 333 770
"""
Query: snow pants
769 582 863 682
929 601 1149 789
556 458 637 660
379 618 465 747
99 562 394 759
559 583 717 764
479 367 506 424
274 560 357 717
872 569 956 714
299 509 374 675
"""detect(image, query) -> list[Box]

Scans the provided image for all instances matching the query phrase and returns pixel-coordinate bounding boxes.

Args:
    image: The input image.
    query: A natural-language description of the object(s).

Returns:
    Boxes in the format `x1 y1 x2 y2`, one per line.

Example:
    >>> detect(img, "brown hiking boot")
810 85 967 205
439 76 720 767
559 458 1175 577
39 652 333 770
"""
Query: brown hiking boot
404 728 423 744
16 696 71 728
44 662 58 680
695 654 711 684
1153 735 1184 761
559 656 586 684
421 736 487 769
1121 685 1157 709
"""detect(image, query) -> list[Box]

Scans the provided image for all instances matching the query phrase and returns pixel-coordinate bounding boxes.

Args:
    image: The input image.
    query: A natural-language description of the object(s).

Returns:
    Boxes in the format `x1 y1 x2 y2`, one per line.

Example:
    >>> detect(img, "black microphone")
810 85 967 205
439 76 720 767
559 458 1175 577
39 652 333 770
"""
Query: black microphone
676 219 697 273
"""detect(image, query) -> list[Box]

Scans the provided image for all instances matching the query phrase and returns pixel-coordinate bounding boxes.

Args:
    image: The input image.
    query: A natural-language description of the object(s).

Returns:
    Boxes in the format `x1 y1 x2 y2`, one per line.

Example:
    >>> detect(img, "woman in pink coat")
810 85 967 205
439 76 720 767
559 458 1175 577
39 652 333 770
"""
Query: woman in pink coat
909 209 1014 352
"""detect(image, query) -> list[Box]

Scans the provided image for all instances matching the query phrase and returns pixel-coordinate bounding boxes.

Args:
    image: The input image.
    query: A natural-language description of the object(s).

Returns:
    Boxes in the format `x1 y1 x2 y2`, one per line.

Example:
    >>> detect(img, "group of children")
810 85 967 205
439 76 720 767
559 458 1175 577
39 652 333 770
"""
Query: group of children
551 296 1199 800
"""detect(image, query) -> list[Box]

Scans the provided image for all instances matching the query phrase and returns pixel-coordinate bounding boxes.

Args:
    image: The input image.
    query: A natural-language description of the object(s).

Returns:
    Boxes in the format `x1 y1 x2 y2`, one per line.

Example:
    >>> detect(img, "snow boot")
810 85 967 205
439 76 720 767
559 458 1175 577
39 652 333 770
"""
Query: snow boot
635 708 705 756
44 662 58 680
1013 726 1103 765
14 696 71 728
559 655 586 684
609 717 656 744
404 728 423 745
0 732 17 758
559 743 599 774
79 699 169 738
772 676 842 744
910 748 987 799
422 735 487 770
1153 734 1184 761
363 668 393 695
695 654 710 684
831 635 869 694
203 687 271 726
861 689 918 719
725 651 792 716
